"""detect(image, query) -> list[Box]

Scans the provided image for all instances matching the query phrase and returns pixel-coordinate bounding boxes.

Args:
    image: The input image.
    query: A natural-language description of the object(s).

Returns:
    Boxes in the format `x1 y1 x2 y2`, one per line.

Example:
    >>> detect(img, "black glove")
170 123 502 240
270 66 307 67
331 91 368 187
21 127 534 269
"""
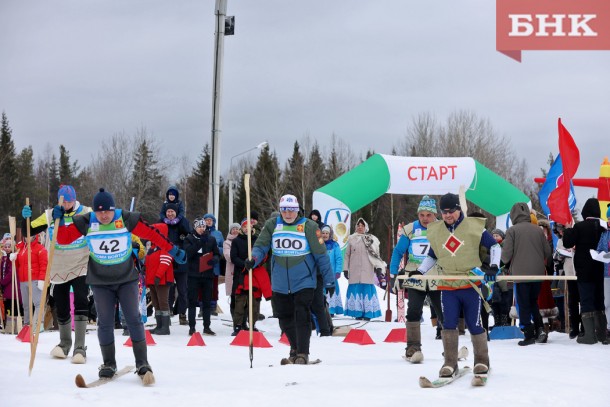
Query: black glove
326 286 335 297
154 277 161 286
483 265 500 282
343 270 349 279
207 257 219 266
244 258 256 270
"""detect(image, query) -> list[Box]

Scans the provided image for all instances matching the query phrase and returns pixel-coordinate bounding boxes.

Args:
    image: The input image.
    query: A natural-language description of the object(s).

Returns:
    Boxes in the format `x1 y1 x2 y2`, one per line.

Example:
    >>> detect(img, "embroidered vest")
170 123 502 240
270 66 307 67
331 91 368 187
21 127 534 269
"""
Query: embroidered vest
47 205 89 251
86 209 132 265
272 217 311 257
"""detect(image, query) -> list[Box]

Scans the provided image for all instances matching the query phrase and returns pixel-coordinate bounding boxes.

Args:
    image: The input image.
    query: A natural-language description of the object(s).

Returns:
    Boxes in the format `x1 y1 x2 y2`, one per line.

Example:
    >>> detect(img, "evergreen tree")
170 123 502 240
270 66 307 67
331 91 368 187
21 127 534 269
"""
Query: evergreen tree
304 141 326 212
128 137 163 223
283 141 305 209
186 145 211 220
48 154 60 206
59 144 79 187
15 146 41 213
251 145 282 219
0 112 18 229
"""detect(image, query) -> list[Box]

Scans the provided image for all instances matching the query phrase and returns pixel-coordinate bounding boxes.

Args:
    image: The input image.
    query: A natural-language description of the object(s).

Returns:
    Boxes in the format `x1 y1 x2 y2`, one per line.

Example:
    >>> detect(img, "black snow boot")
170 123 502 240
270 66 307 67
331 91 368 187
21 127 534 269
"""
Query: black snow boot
518 325 535 346
132 339 155 385
98 343 117 378
594 311 608 345
577 312 598 345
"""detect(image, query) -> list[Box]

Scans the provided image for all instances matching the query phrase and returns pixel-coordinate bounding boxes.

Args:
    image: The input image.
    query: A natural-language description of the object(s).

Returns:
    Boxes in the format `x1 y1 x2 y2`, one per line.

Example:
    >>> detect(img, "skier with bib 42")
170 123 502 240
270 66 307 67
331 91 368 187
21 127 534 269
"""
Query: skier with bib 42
245 194 334 365
53 188 187 385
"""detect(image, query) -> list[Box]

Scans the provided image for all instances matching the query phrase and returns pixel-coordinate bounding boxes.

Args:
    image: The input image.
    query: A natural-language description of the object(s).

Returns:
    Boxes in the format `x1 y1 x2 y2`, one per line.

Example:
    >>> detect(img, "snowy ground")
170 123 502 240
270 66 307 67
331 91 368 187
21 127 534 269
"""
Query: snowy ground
4 279 610 406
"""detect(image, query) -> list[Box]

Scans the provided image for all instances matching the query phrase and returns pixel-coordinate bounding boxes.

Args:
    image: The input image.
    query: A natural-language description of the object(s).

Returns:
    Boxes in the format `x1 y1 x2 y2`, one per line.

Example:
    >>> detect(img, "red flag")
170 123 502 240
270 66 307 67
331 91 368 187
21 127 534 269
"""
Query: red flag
547 119 580 225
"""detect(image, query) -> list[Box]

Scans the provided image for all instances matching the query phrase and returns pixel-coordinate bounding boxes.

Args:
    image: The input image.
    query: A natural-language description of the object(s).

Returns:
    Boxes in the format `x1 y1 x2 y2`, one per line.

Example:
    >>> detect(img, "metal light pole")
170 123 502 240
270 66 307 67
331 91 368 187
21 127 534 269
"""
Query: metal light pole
208 0 232 221
228 141 268 225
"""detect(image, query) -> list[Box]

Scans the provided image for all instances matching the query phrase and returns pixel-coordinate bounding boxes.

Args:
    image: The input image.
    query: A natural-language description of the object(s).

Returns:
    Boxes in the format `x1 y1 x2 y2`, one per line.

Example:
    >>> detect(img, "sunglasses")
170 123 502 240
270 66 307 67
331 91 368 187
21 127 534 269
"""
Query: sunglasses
280 207 299 212
441 208 458 215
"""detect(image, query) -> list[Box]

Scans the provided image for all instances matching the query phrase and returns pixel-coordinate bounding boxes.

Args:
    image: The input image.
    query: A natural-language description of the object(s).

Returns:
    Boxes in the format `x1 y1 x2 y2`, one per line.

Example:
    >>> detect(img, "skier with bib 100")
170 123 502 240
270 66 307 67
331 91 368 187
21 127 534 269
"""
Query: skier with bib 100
53 188 186 385
245 194 334 365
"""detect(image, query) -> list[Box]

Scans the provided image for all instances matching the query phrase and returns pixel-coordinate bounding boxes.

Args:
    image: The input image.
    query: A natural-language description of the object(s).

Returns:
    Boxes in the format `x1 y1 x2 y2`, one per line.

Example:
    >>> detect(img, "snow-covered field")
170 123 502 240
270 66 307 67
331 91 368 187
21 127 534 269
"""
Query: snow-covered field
4 280 609 406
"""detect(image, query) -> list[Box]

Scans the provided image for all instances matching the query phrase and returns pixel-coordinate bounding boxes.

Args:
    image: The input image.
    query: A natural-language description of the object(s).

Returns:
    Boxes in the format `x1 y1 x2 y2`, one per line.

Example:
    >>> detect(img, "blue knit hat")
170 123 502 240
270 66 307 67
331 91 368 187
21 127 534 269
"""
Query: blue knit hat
92 188 115 211
58 184 76 202
417 195 437 214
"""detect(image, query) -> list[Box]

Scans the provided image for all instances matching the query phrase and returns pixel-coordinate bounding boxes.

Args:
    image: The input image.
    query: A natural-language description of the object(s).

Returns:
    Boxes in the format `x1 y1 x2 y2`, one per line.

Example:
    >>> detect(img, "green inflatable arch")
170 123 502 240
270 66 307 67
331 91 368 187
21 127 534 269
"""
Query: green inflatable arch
312 154 530 248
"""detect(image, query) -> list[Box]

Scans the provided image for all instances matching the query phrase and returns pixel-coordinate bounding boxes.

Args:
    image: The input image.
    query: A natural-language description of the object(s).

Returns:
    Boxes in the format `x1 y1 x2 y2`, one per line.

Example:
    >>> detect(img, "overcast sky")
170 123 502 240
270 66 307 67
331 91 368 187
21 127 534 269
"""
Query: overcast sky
1 1 609 206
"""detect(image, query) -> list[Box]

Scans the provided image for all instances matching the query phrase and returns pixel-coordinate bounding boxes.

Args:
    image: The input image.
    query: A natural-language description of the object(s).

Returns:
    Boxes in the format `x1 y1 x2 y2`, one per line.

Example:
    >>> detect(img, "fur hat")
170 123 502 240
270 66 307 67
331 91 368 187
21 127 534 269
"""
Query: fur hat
417 195 437 214
92 188 115 211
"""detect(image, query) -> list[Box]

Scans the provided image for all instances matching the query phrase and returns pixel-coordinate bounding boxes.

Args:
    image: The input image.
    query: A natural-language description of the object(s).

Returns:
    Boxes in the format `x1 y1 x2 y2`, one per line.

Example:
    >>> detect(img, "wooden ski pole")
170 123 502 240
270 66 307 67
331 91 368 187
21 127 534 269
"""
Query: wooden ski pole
29 196 63 375
244 173 254 368
384 270 392 322
25 198 33 344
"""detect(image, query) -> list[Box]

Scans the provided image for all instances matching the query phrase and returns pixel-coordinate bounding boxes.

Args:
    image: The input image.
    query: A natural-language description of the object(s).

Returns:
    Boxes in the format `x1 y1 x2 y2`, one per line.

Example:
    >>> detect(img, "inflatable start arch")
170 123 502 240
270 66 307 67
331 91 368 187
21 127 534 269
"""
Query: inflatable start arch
312 154 530 249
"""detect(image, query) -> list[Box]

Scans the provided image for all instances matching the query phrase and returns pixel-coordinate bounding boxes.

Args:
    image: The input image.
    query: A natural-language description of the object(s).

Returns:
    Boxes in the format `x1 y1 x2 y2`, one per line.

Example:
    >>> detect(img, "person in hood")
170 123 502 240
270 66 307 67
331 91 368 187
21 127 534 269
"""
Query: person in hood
563 197 606 344
159 186 185 223
308 209 325 230
501 202 552 346
343 217 384 321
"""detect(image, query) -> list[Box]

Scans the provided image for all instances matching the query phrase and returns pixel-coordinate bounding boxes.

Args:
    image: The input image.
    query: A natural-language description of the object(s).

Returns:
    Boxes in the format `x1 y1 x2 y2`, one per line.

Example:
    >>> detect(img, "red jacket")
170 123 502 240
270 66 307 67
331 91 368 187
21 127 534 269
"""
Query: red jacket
145 249 174 286
145 223 174 287
240 264 272 300
15 239 48 282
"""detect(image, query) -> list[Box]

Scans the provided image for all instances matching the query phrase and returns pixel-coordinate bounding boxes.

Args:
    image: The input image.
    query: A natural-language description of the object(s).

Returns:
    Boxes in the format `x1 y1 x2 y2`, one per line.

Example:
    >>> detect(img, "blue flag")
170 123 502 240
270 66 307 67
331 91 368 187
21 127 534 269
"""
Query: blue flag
539 155 577 217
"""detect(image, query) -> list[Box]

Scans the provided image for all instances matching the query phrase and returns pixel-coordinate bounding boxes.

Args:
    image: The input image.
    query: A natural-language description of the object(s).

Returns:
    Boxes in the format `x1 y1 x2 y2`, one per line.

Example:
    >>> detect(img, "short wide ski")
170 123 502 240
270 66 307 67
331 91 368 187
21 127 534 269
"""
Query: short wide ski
419 366 472 388
75 365 135 388
276 358 322 366
471 373 488 386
